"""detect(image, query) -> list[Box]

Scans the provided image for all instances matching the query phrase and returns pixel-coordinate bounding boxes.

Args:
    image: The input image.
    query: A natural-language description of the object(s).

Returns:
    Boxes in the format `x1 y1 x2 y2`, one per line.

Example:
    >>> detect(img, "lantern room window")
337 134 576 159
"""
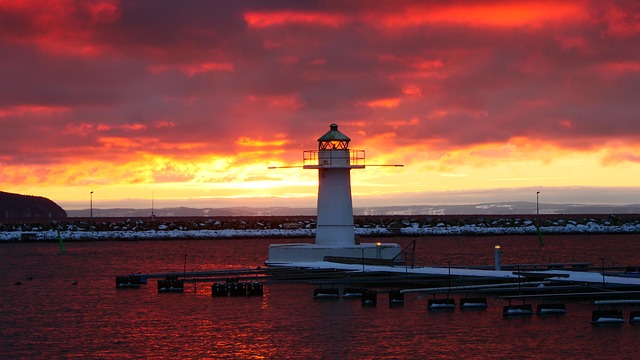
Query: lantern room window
319 140 349 150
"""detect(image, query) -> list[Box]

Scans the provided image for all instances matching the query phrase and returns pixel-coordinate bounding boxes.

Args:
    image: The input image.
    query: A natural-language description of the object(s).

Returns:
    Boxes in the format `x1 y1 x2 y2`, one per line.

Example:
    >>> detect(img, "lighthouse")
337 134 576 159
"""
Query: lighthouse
266 124 401 266
308 123 361 246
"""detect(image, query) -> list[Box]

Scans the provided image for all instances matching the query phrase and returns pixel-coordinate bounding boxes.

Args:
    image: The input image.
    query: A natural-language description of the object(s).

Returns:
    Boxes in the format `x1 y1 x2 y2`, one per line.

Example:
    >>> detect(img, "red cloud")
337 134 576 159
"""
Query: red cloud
375 2 588 28
244 11 347 28
1 0 639 195
0 0 120 56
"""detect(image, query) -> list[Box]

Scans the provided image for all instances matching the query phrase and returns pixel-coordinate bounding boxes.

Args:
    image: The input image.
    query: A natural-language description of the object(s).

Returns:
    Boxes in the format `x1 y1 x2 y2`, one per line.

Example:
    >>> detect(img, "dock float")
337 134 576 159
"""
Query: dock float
591 309 624 325
211 281 263 297
536 303 567 315
343 287 367 297
460 297 488 309
428 298 456 310
361 290 377 306
116 275 142 289
503 304 533 316
158 278 184 293
313 288 340 299
389 290 405 306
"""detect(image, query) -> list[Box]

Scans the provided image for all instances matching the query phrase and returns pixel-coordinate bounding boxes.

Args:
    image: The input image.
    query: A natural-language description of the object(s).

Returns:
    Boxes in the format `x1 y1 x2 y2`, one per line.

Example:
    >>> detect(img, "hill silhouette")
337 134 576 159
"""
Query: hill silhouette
0 191 67 222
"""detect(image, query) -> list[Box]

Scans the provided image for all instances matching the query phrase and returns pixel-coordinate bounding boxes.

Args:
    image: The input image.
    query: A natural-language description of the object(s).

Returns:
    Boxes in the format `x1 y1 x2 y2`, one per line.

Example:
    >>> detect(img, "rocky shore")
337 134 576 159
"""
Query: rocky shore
2 214 640 242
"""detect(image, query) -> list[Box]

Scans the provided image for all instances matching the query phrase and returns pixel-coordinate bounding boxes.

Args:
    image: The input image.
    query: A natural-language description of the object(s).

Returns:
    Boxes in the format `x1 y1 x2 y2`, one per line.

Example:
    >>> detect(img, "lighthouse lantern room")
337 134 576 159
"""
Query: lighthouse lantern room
266 124 401 266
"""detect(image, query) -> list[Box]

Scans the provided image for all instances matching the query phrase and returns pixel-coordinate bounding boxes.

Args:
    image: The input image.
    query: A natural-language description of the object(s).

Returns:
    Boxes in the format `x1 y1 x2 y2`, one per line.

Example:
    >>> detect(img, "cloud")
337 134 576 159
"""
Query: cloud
372 2 588 29
1 0 639 206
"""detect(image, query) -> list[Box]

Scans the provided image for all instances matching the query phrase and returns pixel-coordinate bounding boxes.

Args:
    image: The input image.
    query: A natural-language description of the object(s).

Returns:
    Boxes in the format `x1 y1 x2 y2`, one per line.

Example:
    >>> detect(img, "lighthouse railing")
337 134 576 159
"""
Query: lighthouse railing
303 150 365 167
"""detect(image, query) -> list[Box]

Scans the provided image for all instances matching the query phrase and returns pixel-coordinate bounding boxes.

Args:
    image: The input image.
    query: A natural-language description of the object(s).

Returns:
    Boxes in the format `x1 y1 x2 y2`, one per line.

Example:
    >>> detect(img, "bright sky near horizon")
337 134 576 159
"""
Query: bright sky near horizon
1 0 639 210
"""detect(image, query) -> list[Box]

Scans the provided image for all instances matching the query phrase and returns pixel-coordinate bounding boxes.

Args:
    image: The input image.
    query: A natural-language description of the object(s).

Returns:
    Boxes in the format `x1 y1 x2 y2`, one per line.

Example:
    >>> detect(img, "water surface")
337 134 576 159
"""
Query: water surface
2 235 639 359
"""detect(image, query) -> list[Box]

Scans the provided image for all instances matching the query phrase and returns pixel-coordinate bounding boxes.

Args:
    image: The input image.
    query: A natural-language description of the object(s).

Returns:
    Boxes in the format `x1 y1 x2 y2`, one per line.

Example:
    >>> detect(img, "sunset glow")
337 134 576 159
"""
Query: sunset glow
1 0 639 210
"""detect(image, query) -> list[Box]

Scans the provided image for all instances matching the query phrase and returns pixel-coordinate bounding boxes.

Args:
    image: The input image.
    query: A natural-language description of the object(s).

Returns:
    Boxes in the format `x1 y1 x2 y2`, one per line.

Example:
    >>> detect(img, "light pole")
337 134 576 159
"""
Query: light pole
90 191 94 230
601 257 606 287
536 191 543 247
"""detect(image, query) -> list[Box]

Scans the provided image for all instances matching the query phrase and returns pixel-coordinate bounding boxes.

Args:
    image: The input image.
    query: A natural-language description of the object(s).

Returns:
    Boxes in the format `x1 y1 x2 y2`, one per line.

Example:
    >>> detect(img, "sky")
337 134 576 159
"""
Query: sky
1 0 639 211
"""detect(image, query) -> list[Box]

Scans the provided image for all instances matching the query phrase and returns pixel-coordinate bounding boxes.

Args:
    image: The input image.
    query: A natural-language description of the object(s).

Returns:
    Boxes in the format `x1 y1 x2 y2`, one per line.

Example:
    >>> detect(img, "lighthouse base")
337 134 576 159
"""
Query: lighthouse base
265 243 402 266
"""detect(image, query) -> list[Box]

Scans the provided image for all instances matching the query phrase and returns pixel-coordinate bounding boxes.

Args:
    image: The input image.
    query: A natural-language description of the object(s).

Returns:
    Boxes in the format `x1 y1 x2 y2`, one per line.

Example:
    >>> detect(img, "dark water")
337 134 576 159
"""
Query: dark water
2 235 640 359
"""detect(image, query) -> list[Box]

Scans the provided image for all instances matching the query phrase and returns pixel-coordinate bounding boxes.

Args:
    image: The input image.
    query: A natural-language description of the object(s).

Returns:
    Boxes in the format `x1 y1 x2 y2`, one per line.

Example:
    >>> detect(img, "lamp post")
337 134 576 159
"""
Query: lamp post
536 191 543 247
494 245 502 271
601 257 606 287
90 191 94 230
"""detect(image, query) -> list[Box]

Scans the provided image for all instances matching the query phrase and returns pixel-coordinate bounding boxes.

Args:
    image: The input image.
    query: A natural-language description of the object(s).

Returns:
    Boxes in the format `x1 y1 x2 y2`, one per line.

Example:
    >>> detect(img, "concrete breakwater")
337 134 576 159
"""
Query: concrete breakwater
2 214 640 241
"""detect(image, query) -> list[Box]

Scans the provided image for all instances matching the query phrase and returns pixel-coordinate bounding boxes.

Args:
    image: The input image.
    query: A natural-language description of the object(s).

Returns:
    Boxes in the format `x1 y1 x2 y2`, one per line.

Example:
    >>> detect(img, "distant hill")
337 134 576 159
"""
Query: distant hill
66 206 318 218
356 202 640 216
0 191 67 221
65 201 640 217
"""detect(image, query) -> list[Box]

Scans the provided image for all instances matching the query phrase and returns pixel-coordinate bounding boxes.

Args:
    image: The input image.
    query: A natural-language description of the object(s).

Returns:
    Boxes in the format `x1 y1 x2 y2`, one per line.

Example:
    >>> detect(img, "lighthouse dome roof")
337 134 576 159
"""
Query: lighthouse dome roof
317 123 350 142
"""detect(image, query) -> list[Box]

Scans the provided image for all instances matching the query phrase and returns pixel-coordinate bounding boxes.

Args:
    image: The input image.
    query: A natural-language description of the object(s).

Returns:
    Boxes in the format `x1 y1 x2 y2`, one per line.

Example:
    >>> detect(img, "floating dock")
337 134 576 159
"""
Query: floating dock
127 259 640 301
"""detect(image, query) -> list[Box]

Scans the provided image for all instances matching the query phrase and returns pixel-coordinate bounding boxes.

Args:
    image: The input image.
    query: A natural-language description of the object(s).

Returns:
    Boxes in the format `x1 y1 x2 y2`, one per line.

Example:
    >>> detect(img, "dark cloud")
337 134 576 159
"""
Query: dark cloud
1 0 639 171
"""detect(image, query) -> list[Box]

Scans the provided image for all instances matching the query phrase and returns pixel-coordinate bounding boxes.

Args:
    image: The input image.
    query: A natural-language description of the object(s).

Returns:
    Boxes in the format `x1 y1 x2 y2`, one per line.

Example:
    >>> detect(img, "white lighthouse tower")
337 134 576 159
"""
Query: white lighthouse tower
311 123 360 246
266 124 401 266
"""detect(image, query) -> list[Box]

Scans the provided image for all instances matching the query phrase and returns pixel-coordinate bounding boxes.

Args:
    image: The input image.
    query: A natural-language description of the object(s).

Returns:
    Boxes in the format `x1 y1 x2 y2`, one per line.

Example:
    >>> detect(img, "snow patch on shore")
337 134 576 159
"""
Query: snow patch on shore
2 221 640 242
